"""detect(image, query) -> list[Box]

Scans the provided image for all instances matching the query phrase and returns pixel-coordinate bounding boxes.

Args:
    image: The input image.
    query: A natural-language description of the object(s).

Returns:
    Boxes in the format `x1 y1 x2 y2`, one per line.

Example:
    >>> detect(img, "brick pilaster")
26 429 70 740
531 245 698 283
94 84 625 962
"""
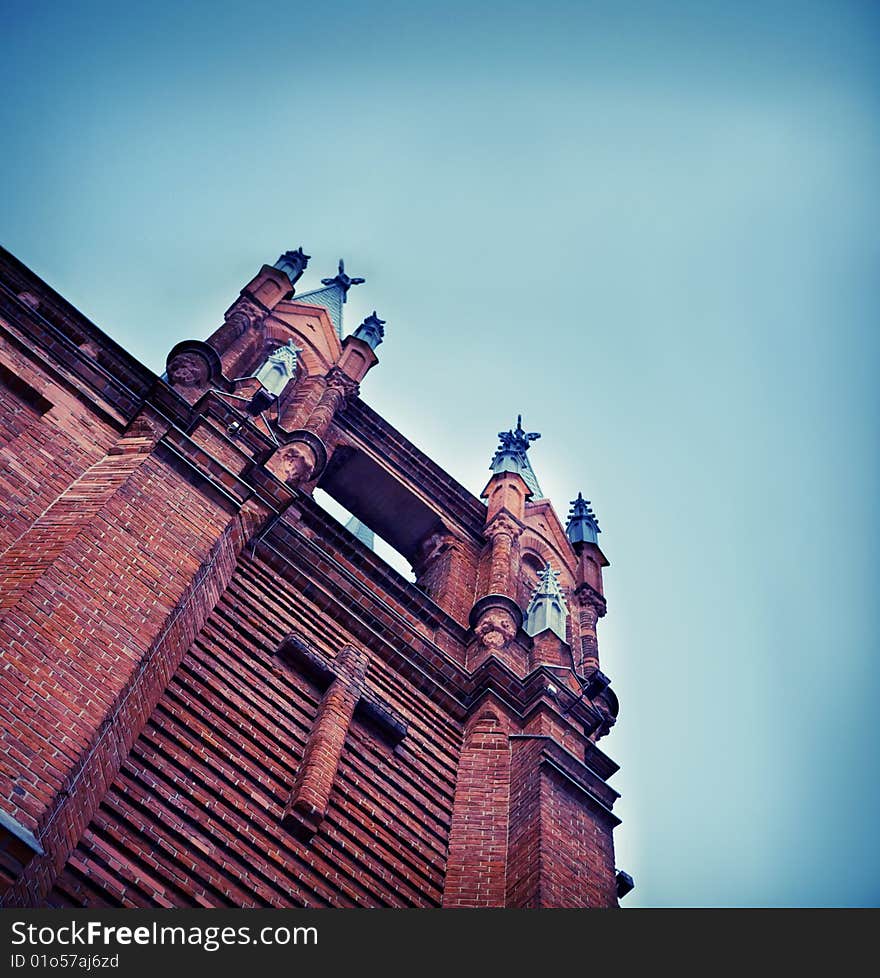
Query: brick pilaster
442 708 511 907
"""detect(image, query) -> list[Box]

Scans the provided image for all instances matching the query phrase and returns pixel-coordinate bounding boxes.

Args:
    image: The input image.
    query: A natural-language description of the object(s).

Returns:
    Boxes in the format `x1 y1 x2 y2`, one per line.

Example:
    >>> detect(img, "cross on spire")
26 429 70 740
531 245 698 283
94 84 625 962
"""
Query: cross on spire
320 259 365 302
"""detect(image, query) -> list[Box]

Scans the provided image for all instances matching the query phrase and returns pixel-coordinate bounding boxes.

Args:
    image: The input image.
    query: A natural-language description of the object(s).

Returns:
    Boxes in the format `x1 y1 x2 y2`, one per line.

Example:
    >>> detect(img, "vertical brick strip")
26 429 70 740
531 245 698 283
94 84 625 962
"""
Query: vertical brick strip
0 443 149 614
442 709 510 907
507 740 620 908
303 369 358 439
537 768 619 908
505 737 548 907
1 506 256 906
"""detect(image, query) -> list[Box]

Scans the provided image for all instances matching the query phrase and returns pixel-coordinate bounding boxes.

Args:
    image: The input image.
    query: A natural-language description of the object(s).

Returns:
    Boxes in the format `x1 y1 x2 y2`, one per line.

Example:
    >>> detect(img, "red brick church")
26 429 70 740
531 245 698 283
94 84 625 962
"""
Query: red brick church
0 245 632 907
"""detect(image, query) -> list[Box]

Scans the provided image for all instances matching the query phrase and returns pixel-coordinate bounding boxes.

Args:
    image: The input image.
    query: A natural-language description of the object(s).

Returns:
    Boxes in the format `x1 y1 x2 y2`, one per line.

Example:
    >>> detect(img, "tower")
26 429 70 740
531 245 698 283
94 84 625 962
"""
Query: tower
0 244 631 907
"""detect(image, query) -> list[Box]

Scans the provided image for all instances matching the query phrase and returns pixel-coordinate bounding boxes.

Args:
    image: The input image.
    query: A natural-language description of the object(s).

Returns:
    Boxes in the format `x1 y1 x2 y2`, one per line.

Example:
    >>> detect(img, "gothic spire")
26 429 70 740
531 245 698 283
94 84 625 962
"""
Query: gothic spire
489 414 543 498
344 514 375 551
253 339 301 396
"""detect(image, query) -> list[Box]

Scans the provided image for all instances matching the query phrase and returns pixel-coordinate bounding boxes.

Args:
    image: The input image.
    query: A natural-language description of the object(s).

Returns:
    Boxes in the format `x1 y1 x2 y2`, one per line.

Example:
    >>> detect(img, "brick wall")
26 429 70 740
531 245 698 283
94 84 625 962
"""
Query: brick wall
46 554 460 907
538 769 619 908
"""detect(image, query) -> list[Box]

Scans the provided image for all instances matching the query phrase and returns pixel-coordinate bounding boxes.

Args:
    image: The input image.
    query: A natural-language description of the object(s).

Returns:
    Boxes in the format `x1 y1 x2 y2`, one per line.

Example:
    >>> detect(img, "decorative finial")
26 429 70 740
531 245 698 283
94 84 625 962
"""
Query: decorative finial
320 259 365 302
489 414 543 498
274 247 311 288
353 311 386 351
496 415 541 455
566 491 601 546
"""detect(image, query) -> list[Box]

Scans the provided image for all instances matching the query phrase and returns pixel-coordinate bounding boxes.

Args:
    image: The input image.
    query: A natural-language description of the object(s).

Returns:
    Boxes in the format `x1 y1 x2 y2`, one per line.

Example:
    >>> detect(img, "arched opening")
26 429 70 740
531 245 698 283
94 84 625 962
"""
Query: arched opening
317 445 445 568
312 487 416 582
519 551 545 609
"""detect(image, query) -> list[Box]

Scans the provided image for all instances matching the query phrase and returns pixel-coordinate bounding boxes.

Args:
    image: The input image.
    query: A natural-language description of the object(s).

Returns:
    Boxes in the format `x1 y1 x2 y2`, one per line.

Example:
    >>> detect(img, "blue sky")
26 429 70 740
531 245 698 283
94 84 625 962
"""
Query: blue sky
2 0 878 907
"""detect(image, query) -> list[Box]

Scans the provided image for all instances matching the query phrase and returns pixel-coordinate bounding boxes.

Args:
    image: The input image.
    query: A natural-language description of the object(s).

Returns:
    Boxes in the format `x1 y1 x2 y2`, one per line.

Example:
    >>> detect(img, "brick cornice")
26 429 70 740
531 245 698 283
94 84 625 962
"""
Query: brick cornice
0 293 143 428
0 247 156 403
508 734 621 819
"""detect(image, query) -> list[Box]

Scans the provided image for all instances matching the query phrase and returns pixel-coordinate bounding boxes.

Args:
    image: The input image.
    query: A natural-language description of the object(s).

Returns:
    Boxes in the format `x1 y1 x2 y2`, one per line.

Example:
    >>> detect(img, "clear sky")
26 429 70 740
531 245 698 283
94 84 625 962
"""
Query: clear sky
2 0 878 907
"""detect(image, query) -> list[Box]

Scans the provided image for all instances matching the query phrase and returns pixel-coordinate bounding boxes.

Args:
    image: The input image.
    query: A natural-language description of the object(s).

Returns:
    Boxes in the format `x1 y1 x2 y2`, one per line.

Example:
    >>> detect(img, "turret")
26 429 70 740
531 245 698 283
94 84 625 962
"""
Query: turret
352 311 385 350
566 492 600 545
566 491 610 675
164 249 386 491
467 415 547 670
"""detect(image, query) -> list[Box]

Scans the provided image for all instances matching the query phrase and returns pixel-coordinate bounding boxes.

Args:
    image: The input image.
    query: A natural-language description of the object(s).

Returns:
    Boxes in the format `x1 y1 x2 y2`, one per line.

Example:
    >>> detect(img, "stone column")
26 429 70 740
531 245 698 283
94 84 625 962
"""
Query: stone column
304 367 359 439
573 587 606 674
206 261 298 377
278 374 325 431
467 514 525 671
265 367 359 489
208 296 266 357
484 513 522 600
208 260 297 360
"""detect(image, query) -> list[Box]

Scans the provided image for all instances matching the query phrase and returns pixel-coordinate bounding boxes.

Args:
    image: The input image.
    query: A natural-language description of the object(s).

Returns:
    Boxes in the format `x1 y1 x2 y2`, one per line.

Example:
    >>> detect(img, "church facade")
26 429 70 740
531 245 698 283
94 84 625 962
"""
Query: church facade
0 245 631 908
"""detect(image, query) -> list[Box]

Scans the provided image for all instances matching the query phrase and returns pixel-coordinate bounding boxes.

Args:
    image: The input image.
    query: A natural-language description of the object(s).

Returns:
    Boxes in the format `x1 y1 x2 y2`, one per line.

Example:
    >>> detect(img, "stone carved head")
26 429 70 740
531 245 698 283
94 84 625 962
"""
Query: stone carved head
267 442 316 486
167 351 210 387
474 608 518 650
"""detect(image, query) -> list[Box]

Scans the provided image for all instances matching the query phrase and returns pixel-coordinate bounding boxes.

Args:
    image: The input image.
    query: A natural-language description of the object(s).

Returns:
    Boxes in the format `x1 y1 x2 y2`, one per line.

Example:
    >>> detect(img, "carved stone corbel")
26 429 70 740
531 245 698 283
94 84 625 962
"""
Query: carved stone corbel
264 430 328 488
165 341 222 393
468 594 523 652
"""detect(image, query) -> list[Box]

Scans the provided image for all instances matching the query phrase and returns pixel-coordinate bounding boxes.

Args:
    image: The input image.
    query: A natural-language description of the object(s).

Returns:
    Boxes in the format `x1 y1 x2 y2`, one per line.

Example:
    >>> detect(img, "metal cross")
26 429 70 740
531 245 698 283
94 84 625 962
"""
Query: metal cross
320 259 365 302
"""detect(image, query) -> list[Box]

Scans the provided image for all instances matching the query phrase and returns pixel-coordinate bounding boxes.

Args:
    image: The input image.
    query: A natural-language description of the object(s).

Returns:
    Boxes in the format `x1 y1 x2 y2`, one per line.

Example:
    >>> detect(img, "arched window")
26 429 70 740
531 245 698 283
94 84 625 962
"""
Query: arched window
519 551 545 609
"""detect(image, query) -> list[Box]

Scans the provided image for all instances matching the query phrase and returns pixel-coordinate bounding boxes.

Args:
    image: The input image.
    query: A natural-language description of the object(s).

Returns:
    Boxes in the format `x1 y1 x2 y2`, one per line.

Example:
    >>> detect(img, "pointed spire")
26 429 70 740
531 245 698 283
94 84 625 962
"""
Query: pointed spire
293 258 366 339
565 492 601 546
273 247 311 288
489 414 543 498
344 514 375 550
353 311 385 350
524 563 569 640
